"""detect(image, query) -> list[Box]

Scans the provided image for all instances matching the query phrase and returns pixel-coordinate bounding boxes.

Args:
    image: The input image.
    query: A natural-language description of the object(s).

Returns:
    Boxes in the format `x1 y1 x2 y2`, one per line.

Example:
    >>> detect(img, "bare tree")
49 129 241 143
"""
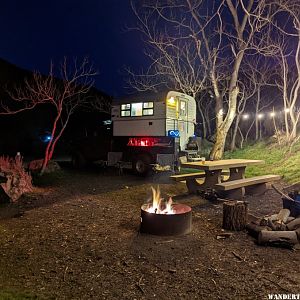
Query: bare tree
238 56 277 145
230 78 256 151
273 2 300 145
196 92 214 139
129 0 278 159
1 58 98 174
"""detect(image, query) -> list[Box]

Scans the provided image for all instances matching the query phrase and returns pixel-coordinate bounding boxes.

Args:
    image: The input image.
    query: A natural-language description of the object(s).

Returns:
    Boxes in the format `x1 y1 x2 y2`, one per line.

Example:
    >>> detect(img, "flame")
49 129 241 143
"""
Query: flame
145 186 174 214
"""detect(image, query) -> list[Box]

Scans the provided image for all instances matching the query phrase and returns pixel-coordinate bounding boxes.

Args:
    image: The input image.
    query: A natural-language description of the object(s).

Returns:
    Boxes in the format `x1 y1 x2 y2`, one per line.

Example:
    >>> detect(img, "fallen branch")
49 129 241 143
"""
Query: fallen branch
271 184 294 202
136 275 145 294
232 251 243 261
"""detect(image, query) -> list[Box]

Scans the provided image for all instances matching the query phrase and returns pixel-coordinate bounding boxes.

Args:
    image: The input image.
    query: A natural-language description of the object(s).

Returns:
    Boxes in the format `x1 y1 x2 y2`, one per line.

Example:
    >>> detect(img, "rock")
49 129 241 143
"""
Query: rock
28 160 61 174
0 156 32 202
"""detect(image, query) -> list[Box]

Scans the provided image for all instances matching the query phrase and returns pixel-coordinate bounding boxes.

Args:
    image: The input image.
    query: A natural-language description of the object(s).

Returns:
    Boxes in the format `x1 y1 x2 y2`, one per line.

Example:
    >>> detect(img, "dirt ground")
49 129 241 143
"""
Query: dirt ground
0 165 299 300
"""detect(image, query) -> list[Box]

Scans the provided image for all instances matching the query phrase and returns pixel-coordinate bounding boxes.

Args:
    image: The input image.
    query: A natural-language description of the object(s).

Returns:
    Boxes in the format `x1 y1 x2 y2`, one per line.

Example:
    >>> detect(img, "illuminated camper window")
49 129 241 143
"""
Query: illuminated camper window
143 102 154 116
121 103 131 117
120 102 154 117
131 103 143 116
180 101 187 116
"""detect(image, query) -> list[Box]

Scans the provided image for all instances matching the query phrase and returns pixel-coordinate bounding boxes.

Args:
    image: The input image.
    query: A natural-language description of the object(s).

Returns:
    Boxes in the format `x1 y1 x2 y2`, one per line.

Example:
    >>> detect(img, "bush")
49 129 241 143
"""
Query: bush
0 155 33 202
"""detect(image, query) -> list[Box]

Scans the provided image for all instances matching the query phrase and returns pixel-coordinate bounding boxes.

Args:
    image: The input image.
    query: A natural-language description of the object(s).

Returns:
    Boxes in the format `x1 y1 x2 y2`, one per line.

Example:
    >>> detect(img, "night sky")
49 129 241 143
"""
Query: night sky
0 0 146 97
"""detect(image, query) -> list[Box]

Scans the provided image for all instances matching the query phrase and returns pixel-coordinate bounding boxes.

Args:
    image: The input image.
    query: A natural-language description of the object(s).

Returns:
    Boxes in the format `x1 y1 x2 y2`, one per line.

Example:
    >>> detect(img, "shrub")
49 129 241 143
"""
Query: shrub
0 155 33 202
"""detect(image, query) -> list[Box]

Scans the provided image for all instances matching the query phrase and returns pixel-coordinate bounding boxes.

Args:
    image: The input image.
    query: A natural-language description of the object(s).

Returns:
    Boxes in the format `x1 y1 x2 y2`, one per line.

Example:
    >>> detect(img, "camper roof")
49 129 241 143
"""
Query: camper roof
113 90 170 104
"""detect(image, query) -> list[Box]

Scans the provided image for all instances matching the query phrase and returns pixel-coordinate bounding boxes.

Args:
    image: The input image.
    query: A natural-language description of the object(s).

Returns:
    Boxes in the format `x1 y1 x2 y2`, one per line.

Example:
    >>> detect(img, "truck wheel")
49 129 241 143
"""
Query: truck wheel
72 152 87 169
133 154 151 176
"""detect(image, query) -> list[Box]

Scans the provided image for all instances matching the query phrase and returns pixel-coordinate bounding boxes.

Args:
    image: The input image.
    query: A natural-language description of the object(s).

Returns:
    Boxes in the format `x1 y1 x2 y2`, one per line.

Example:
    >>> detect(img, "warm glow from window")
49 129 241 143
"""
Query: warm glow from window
270 112 276 117
180 101 186 116
121 110 130 117
167 97 176 106
143 102 153 109
143 109 153 115
120 101 154 117
131 103 143 116
242 114 249 120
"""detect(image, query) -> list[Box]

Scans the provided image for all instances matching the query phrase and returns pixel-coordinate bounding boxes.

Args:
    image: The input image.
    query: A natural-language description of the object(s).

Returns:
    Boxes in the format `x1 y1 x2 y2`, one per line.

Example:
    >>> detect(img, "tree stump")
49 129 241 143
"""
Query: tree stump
223 200 248 231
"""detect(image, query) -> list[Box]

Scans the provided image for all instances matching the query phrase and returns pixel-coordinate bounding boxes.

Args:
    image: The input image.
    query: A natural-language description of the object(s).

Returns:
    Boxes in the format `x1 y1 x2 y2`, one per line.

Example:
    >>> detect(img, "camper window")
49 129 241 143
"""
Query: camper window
121 103 131 117
143 102 153 108
180 101 187 116
143 109 154 116
121 110 130 117
143 102 154 116
131 103 143 116
120 101 154 117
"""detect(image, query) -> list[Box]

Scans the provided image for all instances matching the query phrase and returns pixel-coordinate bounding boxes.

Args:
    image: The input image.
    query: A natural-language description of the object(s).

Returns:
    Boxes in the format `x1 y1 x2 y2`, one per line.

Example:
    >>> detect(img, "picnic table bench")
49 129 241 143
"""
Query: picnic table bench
171 159 281 199
215 174 281 199
170 171 229 193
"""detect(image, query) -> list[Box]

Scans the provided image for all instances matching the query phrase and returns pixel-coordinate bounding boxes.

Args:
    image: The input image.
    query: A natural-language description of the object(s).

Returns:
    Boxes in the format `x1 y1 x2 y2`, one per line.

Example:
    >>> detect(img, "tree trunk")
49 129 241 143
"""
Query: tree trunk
230 114 240 151
223 200 248 231
210 87 238 160
197 101 207 138
255 87 260 140
209 127 227 160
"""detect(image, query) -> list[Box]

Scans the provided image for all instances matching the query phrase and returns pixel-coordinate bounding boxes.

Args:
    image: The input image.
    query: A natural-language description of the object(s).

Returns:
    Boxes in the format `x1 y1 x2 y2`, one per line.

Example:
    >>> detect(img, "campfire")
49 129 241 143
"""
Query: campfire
143 186 174 214
140 186 192 236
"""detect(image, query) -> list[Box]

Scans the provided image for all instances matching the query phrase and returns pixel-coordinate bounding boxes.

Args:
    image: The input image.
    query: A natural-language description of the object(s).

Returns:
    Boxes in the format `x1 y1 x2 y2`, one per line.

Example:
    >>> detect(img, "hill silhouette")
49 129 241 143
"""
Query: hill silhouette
0 58 111 158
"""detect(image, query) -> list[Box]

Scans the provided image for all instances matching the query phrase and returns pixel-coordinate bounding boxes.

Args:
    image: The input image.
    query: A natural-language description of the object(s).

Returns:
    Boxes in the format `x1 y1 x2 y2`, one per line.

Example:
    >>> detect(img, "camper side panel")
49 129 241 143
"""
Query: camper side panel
112 102 166 136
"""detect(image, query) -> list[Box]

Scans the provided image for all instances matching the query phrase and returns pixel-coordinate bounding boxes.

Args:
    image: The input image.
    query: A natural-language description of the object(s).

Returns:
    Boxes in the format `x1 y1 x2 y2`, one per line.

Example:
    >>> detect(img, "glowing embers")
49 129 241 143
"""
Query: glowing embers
140 186 192 236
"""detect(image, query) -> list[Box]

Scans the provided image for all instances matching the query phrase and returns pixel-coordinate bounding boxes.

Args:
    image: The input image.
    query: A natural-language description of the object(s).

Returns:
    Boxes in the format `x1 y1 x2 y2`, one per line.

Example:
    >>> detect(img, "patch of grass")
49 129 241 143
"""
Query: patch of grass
225 140 300 183
0 290 37 299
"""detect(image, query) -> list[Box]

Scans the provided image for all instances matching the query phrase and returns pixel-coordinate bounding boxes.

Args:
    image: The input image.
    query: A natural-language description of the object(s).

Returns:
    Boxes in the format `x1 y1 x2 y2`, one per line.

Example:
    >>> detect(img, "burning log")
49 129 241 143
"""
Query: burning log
286 217 300 231
258 230 298 248
223 200 248 231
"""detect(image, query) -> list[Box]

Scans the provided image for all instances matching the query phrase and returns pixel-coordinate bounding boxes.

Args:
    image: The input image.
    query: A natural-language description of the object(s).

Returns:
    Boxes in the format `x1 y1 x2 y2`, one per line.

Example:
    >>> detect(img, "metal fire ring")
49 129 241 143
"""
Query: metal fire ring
140 203 192 236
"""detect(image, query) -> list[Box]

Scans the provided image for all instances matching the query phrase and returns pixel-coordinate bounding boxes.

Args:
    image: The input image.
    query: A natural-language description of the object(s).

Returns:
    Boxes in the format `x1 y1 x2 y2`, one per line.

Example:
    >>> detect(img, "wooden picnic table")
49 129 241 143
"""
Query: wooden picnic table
180 159 264 194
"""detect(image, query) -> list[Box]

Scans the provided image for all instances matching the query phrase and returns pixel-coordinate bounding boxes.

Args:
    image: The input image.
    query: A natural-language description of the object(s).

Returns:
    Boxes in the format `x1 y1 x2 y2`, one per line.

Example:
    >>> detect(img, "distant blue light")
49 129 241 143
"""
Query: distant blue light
168 130 180 137
44 135 51 142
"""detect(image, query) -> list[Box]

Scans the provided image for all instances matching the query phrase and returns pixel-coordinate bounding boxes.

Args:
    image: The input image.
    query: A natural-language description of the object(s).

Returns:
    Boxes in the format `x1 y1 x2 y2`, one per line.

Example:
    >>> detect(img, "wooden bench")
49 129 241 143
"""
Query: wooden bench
170 172 206 182
170 171 229 193
215 174 281 199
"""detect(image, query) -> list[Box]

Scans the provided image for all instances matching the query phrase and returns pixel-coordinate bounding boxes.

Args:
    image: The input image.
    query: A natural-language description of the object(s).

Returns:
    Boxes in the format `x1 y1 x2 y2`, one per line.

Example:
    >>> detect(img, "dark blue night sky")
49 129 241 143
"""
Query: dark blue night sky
0 0 146 97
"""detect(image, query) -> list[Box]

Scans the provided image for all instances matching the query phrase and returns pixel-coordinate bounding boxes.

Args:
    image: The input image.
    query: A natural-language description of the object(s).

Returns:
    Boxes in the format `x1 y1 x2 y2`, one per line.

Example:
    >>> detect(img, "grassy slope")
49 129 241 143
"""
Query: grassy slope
225 141 300 183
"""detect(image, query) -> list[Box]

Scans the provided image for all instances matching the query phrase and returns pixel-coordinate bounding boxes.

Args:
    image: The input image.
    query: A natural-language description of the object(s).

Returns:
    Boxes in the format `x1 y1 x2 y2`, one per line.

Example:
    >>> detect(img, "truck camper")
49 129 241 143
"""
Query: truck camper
72 90 199 175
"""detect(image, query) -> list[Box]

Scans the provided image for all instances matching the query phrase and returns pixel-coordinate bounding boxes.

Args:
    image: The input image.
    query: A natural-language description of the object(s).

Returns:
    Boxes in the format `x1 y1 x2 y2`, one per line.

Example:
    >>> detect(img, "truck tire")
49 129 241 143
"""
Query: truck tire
133 154 151 176
72 152 87 169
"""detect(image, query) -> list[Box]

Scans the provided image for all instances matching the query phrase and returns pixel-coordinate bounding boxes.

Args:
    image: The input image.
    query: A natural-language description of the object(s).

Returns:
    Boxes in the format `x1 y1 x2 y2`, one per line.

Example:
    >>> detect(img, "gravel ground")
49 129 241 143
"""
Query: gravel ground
0 166 299 299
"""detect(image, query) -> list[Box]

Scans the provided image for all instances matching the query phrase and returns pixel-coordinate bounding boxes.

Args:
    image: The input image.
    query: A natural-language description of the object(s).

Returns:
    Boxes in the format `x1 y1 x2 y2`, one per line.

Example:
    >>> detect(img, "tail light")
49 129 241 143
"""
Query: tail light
127 137 158 147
